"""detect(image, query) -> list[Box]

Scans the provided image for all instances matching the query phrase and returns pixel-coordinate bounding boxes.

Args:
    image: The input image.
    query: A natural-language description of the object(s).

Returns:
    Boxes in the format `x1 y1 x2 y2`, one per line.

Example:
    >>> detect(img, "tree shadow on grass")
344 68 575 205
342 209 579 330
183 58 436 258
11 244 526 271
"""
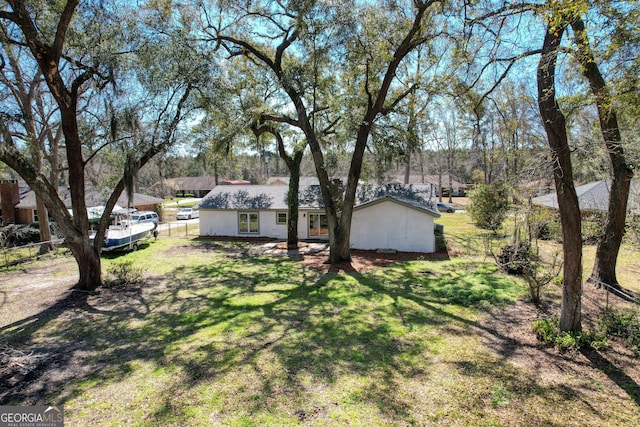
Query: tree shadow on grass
1 250 637 424
581 347 640 407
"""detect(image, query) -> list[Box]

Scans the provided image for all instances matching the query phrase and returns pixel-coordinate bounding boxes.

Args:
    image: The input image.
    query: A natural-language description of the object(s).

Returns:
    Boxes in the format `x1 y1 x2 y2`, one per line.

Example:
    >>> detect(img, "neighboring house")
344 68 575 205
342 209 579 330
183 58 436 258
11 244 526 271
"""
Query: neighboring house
387 174 468 196
532 179 640 214
199 184 441 253
1 180 165 225
149 176 251 198
522 179 554 197
266 176 323 186
268 174 469 196
149 176 217 198
0 179 31 224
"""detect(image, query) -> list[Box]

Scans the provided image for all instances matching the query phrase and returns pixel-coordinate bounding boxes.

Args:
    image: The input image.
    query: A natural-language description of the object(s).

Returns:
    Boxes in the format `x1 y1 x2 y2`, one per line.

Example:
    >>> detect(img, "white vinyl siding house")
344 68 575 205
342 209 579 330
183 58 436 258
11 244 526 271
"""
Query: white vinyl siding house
351 199 437 253
198 184 440 253
276 211 288 224
238 212 260 234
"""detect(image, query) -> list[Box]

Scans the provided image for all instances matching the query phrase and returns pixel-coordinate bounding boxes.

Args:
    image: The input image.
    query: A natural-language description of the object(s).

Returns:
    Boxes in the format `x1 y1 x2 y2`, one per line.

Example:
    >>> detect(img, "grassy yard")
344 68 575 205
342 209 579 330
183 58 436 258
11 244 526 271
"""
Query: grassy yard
436 211 640 293
1 236 639 426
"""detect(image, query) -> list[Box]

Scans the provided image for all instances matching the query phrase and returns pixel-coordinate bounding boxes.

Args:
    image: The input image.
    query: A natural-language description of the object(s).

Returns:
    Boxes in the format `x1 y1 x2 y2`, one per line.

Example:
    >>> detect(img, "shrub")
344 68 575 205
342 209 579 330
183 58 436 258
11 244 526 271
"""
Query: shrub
532 316 559 343
532 316 608 352
496 242 533 275
0 224 41 247
106 260 146 288
555 332 579 351
582 211 606 245
598 309 640 356
625 213 640 247
467 184 510 232
529 208 561 241
434 224 448 252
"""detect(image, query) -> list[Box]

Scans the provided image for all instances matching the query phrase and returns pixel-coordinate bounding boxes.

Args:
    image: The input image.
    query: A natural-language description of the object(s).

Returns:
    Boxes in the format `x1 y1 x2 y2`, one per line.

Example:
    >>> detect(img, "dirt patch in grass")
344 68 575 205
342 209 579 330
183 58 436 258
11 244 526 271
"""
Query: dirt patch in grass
0 240 638 423
299 249 450 273
0 257 78 330
482 284 640 411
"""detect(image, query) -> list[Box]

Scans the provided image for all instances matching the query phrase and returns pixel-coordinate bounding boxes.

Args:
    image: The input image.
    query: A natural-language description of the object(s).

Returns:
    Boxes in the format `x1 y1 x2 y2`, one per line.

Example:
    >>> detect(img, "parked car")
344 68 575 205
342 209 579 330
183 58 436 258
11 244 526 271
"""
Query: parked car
119 211 159 226
176 208 199 220
437 202 455 213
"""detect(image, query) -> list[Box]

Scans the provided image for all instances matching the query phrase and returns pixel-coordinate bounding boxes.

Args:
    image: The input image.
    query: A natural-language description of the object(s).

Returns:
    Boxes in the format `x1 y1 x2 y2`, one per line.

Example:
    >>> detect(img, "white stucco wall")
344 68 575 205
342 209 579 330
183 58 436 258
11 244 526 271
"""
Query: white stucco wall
199 209 287 239
200 202 436 253
351 200 436 253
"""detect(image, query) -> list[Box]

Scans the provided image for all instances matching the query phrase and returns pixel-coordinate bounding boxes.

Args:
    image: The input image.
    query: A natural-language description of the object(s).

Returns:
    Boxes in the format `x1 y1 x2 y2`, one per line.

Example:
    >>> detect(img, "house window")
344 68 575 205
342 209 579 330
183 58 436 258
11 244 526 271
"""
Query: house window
309 213 329 237
276 212 287 224
32 209 39 223
239 212 259 234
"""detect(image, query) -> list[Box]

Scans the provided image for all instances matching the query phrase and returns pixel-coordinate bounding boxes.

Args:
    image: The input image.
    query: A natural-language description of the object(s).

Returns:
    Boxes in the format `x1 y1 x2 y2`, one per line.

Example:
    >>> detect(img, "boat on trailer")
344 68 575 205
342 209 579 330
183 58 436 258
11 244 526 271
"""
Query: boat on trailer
93 222 156 252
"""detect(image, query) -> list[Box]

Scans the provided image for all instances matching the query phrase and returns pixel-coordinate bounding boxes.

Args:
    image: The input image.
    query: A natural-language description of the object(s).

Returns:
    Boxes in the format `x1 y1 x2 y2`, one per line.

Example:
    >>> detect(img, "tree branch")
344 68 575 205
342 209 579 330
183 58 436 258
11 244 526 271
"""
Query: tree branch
53 0 79 58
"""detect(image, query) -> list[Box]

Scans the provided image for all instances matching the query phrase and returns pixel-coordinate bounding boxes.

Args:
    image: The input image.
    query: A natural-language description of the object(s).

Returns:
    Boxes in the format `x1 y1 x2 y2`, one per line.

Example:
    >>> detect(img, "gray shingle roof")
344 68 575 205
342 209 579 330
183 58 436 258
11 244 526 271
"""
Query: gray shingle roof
532 179 639 213
199 184 439 215
16 187 164 209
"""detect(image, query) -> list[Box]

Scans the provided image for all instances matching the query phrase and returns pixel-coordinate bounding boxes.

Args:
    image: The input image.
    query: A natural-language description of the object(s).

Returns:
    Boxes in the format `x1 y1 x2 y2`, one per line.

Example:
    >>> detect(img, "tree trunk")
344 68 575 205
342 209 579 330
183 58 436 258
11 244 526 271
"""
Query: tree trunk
589 171 632 287
570 18 634 289
404 148 411 184
68 240 102 291
286 152 303 249
330 122 373 264
537 20 582 333
35 196 53 254
253 122 306 250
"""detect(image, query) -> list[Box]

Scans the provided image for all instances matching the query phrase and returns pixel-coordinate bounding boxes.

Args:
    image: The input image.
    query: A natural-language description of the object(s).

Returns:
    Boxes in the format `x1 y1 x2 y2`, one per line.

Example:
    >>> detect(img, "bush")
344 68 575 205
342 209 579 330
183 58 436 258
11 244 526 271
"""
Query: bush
106 260 146 288
529 208 561 241
625 214 640 247
532 316 608 352
598 309 640 356
467 184 510 232
496 242 533 275
532 316 559 343
434 224 448 252
0 224 41 247
582 211 606 245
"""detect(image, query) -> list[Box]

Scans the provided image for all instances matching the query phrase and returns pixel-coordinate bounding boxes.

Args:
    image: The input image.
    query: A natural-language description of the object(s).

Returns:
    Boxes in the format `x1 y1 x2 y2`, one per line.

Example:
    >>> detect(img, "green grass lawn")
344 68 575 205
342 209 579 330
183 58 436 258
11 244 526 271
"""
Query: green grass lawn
437 211 640 293
2 237 638 426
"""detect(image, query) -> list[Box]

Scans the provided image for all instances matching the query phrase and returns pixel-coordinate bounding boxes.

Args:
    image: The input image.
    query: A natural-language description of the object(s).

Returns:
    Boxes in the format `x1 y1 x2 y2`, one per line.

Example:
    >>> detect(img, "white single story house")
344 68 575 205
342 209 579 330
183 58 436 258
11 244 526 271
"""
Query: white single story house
198 184 441 253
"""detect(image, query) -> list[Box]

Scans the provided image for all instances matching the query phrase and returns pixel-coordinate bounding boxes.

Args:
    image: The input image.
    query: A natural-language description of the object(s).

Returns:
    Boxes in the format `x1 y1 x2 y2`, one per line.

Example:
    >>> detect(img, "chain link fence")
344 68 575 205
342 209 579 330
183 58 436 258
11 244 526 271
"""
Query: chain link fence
444 232 505 258
445 231 639 312
155 221 200 238
1 239 67 269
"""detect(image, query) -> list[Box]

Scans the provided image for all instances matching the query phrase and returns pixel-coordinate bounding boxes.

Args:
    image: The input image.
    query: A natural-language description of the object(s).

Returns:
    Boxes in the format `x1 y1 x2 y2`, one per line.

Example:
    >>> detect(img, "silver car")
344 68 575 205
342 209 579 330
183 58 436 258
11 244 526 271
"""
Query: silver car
119 211 159 225
176 208 199 220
